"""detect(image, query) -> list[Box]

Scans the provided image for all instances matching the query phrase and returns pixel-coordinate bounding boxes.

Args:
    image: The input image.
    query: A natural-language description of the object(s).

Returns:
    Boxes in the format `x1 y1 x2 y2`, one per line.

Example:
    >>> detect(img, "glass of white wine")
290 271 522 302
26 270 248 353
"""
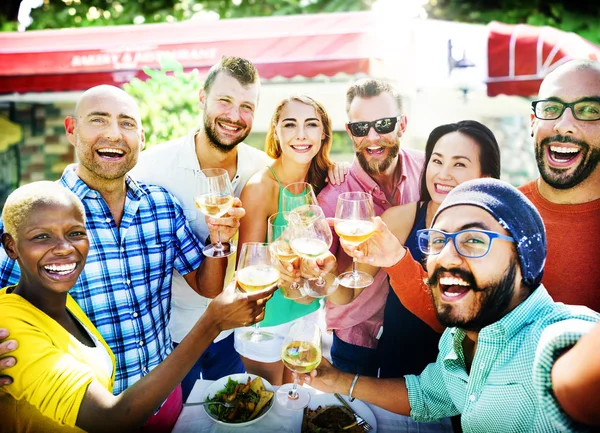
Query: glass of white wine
195 168 235 258
281 182 318 220
277 318 322 410
267 213 304 300
288 205 338 298
236 242 280 342
334 192 376 289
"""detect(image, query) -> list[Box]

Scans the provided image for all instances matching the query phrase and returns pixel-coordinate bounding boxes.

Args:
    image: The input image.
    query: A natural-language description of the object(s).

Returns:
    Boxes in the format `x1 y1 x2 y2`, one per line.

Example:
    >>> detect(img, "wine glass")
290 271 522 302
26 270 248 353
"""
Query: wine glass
277 319 322 410
334 192 376 289
195 168 235 258
281 182 318 220
236 242 280 342
267 213 305 300
288 205 338 298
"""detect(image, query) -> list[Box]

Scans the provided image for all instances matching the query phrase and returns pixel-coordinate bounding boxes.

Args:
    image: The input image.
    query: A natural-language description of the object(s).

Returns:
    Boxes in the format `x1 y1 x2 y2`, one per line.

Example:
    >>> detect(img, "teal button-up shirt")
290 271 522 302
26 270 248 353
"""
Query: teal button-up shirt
405 285 599 433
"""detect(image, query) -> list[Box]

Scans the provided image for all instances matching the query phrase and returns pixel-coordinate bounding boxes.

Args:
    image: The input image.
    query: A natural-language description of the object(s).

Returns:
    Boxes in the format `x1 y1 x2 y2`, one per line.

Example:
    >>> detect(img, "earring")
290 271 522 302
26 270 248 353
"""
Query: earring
531 131 534 137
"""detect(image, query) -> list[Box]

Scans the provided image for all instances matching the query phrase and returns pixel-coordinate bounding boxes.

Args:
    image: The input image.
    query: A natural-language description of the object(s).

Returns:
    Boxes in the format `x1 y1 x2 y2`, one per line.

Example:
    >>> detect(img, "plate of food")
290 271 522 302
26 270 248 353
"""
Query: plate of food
301 393 377 433
201 373 275 427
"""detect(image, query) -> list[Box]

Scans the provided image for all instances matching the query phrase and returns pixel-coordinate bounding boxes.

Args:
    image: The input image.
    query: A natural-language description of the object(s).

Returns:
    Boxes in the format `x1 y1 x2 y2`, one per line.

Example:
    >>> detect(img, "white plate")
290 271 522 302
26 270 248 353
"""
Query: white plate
201 373 275 428
302 393 377 432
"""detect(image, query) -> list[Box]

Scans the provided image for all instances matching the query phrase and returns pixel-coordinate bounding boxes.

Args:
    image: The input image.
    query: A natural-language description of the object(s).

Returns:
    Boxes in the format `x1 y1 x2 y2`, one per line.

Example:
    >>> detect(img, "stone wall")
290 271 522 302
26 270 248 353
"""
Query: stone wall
16 102 76 184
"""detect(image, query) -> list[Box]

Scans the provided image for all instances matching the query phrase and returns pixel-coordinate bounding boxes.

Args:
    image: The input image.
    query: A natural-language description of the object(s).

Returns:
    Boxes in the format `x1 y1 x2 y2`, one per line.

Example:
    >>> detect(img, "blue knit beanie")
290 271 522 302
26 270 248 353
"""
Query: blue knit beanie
431 178 547 288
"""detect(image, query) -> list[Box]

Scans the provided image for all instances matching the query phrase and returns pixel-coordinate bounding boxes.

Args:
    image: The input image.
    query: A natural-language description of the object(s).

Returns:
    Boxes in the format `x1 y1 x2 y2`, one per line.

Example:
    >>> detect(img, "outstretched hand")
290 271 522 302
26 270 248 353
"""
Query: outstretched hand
206 197 245 244
207 278 276 332
328 217 406 268
0 328 16 386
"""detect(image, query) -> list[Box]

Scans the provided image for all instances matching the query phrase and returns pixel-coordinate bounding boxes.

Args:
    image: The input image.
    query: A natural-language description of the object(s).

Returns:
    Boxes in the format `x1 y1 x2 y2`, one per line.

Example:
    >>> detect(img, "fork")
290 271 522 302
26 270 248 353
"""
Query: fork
183 401 235 408
333 393 373 432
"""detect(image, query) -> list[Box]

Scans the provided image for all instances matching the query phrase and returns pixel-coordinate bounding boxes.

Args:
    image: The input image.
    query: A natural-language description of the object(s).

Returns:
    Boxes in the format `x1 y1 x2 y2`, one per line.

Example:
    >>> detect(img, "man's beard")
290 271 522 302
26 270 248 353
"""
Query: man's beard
356 143 399 176
535 134 600 190
204 115 249 154
429 261 518 332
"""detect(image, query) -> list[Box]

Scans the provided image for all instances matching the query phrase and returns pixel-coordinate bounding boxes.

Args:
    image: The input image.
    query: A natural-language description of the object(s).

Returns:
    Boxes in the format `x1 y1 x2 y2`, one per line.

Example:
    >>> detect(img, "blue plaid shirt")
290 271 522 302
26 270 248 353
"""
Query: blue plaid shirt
0 166 204 394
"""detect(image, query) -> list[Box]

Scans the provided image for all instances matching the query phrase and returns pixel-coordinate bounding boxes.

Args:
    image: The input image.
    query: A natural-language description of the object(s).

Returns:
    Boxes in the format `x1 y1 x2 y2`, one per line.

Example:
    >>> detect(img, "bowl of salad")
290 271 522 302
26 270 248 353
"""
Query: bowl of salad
202 373 275 427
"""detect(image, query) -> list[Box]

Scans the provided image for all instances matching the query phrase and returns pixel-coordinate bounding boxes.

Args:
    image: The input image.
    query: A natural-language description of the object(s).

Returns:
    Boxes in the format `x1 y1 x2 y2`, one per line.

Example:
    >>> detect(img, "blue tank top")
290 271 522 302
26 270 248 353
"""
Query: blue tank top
404 201 428 264
377 201 440 378
259 167 320 327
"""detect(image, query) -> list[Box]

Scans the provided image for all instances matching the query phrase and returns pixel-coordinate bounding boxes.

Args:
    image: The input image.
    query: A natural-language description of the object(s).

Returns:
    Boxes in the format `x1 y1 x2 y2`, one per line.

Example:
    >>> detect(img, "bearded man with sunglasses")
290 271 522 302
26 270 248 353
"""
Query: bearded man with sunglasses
301 178 600 432
519 59 600 312
317 79 425 378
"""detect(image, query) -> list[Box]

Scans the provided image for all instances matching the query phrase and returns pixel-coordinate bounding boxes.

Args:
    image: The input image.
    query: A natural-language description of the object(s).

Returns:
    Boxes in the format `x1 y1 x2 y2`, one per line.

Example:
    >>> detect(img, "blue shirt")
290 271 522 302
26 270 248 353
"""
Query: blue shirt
0 166 204 394
405 285 599 432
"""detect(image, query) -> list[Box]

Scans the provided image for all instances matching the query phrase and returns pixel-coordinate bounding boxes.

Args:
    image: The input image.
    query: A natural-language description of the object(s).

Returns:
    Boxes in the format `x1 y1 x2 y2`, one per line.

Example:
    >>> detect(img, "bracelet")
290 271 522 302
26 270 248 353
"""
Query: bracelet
348 373 360 402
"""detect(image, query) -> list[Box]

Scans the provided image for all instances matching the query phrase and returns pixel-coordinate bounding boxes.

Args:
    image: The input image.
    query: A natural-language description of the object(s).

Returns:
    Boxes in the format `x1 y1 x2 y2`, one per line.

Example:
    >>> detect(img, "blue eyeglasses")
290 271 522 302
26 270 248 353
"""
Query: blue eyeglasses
416 229 515 259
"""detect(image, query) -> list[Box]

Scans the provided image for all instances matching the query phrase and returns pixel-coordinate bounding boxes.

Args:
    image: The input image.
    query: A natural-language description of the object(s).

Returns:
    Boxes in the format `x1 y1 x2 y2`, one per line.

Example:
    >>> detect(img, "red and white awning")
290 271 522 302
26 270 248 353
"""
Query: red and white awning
487 21 600 97
0 12 382 94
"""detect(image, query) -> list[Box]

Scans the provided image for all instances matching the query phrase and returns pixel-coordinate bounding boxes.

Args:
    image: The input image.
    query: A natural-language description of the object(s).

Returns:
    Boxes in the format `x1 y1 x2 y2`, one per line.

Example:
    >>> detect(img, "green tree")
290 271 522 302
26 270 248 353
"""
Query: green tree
425 0 600 44
0 0 373 31
123 59 201 148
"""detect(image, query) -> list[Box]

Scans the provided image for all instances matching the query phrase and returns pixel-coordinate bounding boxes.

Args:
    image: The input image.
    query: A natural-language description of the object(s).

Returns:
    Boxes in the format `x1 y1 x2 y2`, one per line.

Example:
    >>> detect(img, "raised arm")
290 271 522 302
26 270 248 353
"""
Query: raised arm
550 321 600 426
76 280 275 432
184 197 245 298
335 216 444 333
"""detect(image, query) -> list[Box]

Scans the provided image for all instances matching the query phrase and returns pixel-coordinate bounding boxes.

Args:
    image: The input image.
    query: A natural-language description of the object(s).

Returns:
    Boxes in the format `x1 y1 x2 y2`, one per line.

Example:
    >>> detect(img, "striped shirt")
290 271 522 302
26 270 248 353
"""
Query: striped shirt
405 285 599 432
0 166 204 394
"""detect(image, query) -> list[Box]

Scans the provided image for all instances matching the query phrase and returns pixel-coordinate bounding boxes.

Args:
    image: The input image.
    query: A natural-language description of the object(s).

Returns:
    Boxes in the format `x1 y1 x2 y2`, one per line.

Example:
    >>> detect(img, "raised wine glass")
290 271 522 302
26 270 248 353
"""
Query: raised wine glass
276 319 322 410
236 242 280 342
267 213 305 300
334 191 376 289
195 168 235 258
288 205 338 298
281 182 318 220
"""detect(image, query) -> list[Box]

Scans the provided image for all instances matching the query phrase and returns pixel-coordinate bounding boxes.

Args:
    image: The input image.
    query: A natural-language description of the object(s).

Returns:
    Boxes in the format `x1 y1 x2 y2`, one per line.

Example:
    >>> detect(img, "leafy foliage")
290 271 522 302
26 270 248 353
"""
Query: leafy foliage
3 0 372 31
123 59 201 148
425 0 600 44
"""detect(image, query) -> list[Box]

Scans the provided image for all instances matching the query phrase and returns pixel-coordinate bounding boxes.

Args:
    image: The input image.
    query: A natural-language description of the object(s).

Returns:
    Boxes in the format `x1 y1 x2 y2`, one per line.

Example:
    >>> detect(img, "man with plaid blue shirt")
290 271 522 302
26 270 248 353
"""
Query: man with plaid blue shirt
299 178 599 432
0 85 248 432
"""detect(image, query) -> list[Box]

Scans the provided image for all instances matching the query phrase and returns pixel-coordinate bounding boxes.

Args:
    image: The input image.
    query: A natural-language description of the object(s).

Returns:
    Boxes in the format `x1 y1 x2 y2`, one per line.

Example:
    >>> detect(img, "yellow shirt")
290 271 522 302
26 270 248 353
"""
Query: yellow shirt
0 287 116 432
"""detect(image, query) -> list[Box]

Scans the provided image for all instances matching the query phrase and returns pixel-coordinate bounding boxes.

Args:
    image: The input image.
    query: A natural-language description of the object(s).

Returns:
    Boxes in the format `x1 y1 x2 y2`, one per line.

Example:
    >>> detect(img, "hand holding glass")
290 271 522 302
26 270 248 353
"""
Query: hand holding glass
267 213 306 300
288 205 338 298
277 319 322 410
334 192 376 289
195 168 235 258
236 242 279 342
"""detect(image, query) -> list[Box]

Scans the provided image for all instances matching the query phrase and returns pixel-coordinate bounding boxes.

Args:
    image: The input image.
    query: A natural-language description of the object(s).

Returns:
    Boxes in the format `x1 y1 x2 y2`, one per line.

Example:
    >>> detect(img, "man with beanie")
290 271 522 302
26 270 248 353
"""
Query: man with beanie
520 59 600 311
298 178 599 432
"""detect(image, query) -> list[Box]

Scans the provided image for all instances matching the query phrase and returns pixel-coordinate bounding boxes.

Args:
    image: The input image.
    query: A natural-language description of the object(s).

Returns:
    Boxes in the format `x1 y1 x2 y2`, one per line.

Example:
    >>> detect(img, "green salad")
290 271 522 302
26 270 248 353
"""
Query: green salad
206 377 273 423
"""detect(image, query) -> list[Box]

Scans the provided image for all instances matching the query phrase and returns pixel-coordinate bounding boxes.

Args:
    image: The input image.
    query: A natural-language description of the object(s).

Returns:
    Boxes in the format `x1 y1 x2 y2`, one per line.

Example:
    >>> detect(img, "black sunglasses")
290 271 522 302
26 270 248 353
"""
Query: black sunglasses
347 116 401 137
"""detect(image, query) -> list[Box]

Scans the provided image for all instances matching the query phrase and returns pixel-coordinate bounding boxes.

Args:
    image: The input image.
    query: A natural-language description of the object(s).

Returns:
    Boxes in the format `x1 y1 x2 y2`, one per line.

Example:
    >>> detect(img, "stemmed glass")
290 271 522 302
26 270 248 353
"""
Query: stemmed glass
334 192 376 289
236 242 280 342
277 319 322 410
288 205 338 298
195 168 235 258
281 182 318 220
267 213 304 300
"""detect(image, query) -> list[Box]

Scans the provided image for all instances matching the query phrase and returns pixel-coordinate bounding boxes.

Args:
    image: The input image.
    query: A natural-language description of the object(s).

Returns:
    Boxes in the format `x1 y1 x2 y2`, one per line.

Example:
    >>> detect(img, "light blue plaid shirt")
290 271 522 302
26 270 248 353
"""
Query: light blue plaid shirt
0 166 204 394
405 285 599 433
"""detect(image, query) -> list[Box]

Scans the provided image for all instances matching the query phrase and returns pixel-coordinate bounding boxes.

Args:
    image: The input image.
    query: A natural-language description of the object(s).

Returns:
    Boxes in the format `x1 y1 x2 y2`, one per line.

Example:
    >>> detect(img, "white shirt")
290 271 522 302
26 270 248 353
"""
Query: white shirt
131 126 272 343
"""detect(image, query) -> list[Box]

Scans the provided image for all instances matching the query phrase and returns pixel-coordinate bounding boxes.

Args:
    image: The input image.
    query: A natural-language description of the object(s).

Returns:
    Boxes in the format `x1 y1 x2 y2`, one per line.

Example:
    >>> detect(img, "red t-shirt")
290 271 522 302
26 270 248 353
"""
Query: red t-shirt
519 180 600 312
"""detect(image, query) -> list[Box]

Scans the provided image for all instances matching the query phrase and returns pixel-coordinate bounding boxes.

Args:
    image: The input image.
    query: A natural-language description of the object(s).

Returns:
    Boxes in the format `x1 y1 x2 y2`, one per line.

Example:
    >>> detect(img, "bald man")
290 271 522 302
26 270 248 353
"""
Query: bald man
0 85 251 432
520 60 600 311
